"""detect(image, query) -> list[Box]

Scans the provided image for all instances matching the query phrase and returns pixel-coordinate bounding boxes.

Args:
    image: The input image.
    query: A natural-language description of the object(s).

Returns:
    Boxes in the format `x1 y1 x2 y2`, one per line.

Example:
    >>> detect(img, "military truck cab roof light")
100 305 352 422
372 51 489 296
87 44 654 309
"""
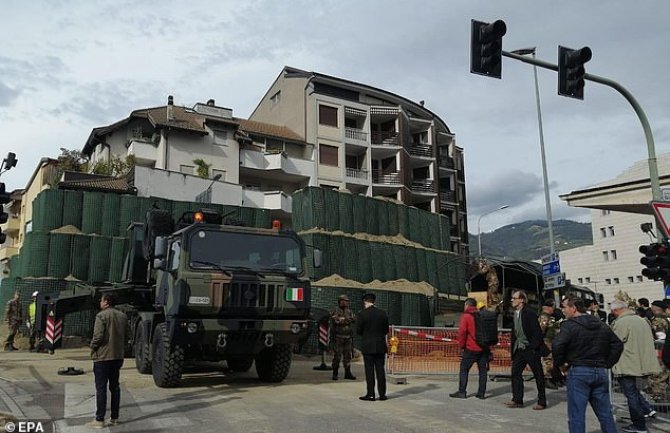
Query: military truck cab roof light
194 211 205 223
272 220 281 229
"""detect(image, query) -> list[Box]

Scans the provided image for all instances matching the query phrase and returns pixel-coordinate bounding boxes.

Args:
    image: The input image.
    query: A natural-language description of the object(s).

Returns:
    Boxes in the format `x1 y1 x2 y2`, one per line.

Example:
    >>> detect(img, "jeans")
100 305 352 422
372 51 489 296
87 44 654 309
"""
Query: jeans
94 359 124 422
511 348 546 406
458 349 489 395
618 376 648 429
566 366 617 433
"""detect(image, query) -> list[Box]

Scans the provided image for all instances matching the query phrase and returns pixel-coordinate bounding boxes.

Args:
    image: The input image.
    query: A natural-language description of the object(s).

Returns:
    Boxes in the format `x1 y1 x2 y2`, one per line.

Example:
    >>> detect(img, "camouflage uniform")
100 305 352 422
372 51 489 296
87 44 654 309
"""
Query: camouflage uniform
539 312 563 387
3 295 22 351
331 295 356 380
646 314 670 400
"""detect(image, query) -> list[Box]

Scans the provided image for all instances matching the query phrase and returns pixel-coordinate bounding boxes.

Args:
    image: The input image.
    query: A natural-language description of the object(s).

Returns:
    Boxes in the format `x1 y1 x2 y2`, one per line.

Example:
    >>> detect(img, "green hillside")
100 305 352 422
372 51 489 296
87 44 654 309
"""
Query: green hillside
469 219 592 261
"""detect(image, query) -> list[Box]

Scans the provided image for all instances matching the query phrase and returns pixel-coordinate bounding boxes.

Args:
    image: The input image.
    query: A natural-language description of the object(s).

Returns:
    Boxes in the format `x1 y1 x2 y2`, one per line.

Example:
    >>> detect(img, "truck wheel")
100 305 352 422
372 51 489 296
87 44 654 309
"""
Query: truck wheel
227 358 254 373
255 344 292 382
151 323 184 388
134 321 152 374
143 210 174 261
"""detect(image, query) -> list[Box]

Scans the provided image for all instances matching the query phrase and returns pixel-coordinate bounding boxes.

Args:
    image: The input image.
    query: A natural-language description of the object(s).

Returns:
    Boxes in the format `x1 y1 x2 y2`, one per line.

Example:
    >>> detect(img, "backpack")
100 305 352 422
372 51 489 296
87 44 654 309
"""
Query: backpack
473 309 499 349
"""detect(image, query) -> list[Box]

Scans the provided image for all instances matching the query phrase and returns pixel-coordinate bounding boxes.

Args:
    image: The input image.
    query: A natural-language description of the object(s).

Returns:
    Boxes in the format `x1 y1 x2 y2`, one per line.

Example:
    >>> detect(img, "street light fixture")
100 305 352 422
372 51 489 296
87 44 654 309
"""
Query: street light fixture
196 173 223 204
477 205 509 258
511 47 555 256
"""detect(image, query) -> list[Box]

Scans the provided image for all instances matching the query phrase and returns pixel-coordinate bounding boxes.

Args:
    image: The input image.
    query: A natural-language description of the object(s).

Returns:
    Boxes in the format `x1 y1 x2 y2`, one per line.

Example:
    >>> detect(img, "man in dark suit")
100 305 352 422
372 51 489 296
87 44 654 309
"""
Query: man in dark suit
356 293 389 401
506 289 547 410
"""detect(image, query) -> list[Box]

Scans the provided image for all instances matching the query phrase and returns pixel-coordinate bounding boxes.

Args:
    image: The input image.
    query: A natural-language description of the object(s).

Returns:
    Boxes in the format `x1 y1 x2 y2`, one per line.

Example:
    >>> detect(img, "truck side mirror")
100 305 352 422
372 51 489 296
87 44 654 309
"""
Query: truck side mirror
154 236 168 258
313 249 322 269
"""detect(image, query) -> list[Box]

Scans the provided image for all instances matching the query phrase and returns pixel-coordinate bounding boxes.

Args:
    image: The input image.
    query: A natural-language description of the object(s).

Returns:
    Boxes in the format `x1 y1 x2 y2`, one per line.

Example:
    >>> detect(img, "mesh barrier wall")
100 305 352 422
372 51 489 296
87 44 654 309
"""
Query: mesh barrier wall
43 190 65 232
61 190 83 229
323 189 339 232
338 193 354 234
48 233 73 279
82 192 104 234
355 240 372 283
377 200 389 235
70 234 91 281
108 237 127 282
352 194 367 233
23 232 50 278
101 194 121 236
366 198 379 235
89 236 112 283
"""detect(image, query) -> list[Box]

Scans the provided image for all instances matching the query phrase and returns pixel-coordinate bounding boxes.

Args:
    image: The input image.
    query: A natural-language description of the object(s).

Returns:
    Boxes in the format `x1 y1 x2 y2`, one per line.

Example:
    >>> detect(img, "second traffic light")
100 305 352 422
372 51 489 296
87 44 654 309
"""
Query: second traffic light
640 242 670 281
558 46 592 100
0 182 10 245
470 19 507 79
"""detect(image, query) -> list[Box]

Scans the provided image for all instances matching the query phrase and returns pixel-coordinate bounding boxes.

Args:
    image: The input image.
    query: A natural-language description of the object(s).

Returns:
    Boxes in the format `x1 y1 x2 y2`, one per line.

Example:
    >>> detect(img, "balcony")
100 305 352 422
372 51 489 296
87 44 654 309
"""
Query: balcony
440 191 456 204
345 127 368 142
410 180 436 194
450 226 460 238
239 149 313 182
438 156 455 169
345 167 369 182
1 215 20 235
0 245 18 262
371 131 399 146
409 144 432 157
242 189 292 214
372 170 401 185
127 138 157 165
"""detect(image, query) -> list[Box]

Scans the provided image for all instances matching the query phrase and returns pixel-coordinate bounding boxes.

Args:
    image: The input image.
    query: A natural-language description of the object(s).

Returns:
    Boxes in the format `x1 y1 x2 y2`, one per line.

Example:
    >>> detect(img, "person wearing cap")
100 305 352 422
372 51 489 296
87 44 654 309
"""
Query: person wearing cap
587 299 607 323
28 290 44 353
538 298 563 389
3 291 22 351
645 300 669 401
330 294 356 381
610 299 661 433
356 293 389 401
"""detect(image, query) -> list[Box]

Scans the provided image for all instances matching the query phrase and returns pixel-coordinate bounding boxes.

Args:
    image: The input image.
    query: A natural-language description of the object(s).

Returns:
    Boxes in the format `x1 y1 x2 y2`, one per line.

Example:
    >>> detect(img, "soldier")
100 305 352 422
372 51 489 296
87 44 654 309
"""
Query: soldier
645 300 670 401
3 291 22 351
538 299 563 389
28 291 45 353
331 294 356 381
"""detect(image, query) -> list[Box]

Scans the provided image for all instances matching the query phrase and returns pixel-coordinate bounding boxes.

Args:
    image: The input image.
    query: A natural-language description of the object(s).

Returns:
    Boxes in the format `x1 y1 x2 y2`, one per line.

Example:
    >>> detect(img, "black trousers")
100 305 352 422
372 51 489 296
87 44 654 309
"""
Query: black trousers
458 349 489 395
511 347 546 406
94 359 124 422
363 353 386 398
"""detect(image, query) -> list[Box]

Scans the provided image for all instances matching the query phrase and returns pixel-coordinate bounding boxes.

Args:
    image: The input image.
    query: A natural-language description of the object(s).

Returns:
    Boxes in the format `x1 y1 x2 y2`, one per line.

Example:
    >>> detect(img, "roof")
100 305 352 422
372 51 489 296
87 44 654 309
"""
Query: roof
238 119 304 142
59 175 136 194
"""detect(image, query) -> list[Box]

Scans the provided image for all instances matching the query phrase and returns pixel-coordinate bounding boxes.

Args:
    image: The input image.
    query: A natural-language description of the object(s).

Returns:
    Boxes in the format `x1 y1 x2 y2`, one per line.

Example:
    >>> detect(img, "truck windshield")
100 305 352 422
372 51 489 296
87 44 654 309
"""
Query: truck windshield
188 229 303 275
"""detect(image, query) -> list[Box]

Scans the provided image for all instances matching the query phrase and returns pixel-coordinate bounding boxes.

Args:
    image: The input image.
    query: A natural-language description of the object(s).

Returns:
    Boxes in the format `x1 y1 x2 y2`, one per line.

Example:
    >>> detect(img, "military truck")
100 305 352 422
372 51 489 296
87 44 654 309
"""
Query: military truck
44 208 321 388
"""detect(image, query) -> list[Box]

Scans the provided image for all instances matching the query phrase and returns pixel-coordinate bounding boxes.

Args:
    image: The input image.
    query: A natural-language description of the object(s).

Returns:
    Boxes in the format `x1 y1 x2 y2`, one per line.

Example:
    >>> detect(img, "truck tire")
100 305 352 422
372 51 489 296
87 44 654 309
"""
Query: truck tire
143 210 174 261
227 358 254 373
255 344 292 382
151 323 184 388
134 321 152 374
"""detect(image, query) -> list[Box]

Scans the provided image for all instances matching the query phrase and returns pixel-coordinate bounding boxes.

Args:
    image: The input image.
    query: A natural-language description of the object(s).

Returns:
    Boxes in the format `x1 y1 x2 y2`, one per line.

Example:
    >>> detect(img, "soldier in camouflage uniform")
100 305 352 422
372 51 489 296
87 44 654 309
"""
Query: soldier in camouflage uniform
539 299 563 389
3 291 22 351
646 300 670 401
331 294 357 381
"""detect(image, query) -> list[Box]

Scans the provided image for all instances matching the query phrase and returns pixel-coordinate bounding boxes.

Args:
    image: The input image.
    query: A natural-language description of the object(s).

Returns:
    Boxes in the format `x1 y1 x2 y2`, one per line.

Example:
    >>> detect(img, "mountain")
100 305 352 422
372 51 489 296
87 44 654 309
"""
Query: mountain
469 219 593 262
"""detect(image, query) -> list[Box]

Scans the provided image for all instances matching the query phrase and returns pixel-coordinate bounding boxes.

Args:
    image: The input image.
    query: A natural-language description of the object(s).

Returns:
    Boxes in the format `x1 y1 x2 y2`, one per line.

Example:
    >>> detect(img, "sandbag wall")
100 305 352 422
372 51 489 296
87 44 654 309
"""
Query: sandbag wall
293 187 467 297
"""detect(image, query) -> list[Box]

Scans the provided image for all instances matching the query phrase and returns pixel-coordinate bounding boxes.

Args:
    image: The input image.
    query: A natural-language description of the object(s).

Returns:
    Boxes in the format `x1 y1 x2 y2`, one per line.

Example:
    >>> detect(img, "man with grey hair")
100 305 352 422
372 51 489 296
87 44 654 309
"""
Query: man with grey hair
610 299 661 433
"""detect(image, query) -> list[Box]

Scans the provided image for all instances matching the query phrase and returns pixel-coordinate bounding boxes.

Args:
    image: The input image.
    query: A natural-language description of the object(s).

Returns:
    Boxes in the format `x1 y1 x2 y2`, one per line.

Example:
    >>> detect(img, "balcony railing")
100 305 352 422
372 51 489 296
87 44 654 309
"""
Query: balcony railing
345 127 368 141
411 180 436 193
372 170 401 185
345 167 368 180
440 191 456 203
409 144 432 157
371 131 399 146
450 226 460 237
370 107 399 116
439 156 455 169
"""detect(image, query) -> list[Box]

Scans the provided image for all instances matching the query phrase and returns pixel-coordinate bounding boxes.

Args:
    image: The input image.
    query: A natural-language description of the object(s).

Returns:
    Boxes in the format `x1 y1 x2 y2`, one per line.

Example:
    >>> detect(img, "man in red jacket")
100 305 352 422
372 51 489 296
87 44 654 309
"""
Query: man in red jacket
449 298 489 399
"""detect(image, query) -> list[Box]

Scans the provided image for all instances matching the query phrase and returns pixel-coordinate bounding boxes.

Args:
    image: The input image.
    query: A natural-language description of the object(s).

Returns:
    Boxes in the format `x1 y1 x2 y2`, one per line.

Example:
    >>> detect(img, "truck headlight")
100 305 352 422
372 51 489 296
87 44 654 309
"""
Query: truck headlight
290 323 301 334
187 322 199 334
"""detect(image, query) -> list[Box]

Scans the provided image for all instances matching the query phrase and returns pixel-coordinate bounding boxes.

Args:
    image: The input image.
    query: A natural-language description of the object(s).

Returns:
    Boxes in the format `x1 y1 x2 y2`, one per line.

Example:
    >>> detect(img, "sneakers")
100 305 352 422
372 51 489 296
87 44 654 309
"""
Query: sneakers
622 425 648 433
449 391 467 399
645 410 657 418
84 420 105 429
505 400 523 408
475 393 486 400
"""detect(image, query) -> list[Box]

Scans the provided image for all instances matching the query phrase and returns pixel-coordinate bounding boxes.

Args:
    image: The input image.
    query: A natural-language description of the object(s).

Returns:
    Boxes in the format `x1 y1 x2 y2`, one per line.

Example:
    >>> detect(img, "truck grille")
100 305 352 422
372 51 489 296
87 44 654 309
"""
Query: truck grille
223 282 284 312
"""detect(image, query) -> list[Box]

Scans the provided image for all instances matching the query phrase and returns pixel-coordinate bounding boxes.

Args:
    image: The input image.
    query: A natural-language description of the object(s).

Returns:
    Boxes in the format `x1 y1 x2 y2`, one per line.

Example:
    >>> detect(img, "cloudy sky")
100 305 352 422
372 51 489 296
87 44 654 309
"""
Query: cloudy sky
1 1 668 234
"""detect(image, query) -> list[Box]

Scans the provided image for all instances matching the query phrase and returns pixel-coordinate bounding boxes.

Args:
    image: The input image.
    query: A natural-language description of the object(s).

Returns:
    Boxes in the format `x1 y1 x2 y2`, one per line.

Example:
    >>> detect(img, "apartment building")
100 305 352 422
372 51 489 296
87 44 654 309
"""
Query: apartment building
250 67 468 253
560 154 670 303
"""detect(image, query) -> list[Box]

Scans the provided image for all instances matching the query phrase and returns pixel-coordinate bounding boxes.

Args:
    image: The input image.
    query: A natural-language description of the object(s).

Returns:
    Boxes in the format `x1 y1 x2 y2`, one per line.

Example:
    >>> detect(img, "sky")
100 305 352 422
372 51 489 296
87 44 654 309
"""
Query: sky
0 0 668 234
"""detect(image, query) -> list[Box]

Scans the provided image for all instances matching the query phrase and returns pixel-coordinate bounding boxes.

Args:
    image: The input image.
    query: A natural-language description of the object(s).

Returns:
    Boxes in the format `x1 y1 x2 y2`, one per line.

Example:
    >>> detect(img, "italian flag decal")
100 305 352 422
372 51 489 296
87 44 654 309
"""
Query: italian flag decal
286 287 304 302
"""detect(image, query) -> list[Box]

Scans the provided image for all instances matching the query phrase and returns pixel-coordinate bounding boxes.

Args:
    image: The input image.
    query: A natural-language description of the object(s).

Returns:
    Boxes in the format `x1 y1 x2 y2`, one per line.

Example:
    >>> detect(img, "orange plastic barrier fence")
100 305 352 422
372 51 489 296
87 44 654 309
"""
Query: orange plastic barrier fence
386 326 515 376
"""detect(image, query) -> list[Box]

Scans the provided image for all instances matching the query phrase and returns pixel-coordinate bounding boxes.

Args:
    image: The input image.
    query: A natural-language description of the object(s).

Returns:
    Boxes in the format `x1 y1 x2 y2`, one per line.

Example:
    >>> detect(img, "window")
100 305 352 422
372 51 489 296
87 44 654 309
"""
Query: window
613 278 619 284
605 279 611 285
319 144 339 166
180 165 194 175
637 276 643 282
578 278 583 284
600 227 607 238
601 210 611 216
602 251 609 261
319 105 338 127
628 276 634 283
213 129 228 145
608 226 615 236
610 250 617 260
212 169 226 181
270 91 281 106
585 277 591 283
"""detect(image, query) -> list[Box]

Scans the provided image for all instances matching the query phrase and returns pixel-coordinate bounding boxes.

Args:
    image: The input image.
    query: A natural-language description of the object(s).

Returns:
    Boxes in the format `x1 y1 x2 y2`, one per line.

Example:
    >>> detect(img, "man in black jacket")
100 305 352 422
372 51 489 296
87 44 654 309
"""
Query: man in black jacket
356 293 389 401
552 295 623 433
506 290 547 410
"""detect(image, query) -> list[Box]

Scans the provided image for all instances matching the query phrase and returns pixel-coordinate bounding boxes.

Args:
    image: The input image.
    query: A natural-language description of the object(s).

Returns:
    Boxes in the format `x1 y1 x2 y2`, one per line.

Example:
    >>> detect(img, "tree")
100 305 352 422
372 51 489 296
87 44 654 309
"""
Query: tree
193 158 211 178
90 154 136 177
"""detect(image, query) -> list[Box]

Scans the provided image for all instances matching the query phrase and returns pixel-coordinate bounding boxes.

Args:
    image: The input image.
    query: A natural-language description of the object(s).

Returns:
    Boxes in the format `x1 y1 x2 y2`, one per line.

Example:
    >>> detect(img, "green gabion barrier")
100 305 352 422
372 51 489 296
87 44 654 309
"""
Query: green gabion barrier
428 214 441 250
382 243 397 281
70 234 91 281
370 242 385 281
8 254 22 279
170 200 199 224
338 193 354 234
388 202 399 236
394 245 409 280
255 208 272 229
377 200 389 235
62 190 83 228
89 236 112 283
118 195 141 237
366 198 379 235
32 190 64 232
48 233 73 279
323 188 339 231
415 248 428 283
352 194 367 233
397 204 410 238
355 240 372 283
340 237 359 281
439 214 451 251
23 231 50 277
82 192 104 234
101 194 121 236
108 237 127 283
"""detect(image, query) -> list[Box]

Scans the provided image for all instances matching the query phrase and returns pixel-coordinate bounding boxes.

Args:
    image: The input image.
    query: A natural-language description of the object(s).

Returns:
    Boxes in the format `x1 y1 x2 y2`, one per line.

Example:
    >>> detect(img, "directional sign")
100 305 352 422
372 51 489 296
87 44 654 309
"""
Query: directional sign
543 273 565 290
542 261 561 276
652 201 670 238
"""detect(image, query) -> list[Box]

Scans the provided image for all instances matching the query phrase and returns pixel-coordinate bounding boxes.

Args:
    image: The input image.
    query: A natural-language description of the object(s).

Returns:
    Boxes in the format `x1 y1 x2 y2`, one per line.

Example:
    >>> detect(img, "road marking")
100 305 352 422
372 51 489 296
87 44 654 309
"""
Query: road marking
0 380 26 418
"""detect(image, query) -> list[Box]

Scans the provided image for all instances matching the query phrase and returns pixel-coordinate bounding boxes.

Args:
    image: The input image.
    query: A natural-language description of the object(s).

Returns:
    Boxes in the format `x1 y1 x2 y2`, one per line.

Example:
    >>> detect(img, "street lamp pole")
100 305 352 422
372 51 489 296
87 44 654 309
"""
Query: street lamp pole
477 205 509 258
511 47 555 256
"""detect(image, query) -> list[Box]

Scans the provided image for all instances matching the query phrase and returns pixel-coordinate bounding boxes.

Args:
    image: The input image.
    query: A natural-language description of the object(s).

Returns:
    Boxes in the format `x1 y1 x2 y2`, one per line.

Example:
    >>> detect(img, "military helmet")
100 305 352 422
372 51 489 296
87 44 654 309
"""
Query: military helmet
338 294 350 301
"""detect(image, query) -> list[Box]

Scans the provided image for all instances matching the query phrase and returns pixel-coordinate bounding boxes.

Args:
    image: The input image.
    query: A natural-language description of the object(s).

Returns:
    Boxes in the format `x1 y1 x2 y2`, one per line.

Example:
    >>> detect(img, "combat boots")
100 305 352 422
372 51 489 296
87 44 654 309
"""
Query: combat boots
332 368 339 380
344 367 356 380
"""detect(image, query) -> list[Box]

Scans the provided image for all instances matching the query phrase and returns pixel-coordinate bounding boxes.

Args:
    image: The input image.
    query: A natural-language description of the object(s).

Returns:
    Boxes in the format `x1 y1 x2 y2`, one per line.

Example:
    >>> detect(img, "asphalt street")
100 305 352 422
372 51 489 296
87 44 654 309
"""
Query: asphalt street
0 348 668 433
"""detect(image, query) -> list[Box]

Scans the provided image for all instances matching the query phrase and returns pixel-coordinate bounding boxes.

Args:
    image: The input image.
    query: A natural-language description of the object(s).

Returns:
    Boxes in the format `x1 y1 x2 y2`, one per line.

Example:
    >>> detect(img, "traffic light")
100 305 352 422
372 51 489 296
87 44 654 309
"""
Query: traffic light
0 182 10 245
558 46 592 100
639 242 670 281
470 19 507 79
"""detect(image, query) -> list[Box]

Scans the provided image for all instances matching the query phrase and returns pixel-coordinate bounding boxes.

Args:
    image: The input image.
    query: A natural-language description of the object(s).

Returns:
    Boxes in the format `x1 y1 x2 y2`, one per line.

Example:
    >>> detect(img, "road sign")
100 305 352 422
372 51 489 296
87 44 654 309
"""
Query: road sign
652 201 670 238
663 189 670 202
541 252 564 289
543 273 565 290
542 261 561 276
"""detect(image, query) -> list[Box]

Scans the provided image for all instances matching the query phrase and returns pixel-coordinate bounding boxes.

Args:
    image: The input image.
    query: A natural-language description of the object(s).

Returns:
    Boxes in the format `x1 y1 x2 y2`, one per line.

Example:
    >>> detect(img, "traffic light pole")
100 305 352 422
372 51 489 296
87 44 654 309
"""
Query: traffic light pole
503 51 662 237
